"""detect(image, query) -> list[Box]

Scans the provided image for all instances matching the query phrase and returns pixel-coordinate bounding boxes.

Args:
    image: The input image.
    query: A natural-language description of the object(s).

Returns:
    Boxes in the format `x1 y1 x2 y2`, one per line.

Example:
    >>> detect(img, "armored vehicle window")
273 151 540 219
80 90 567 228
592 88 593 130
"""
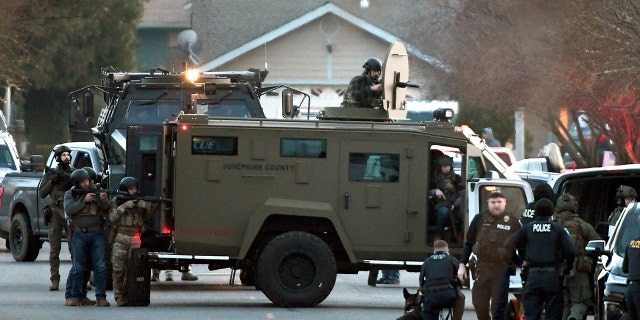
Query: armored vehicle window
196 100 252 118
192 136 238 156
125 100 181 125
349 153 399 183
280 138 327 158
468 156 484 179
478 185 527 219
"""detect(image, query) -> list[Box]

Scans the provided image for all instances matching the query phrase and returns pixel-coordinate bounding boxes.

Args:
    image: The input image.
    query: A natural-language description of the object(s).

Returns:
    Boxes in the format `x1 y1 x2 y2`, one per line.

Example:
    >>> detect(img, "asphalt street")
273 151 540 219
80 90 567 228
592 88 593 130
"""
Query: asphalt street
0 238 489 320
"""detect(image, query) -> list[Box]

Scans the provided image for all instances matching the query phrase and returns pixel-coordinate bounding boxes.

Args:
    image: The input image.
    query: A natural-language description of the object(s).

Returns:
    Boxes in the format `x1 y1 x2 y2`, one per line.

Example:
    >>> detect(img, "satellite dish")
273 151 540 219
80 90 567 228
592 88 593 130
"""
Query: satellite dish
177 30 199 52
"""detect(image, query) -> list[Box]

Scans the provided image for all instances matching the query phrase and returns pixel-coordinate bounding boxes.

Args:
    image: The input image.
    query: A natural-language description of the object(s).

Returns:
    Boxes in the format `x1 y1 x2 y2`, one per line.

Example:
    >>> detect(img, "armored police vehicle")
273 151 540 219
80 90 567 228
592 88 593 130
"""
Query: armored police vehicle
121 109 531 308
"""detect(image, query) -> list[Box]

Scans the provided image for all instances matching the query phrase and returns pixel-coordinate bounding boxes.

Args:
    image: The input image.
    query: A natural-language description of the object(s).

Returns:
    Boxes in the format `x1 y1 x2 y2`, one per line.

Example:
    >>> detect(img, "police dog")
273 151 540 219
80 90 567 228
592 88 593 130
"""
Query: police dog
397 288 423 320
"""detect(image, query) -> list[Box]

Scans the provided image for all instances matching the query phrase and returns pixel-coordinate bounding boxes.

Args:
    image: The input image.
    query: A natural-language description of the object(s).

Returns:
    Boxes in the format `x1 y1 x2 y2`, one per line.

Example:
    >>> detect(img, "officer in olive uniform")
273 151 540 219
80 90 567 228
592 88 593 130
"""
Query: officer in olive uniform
341 57 383 108
504 198 576 320
609 185 637 225
64 169 111 307
420 240 466 320
110 177 156 306
429 155 464 241
623 215 640 320
458 191 521 320
554 193 601 320
38 145 74 291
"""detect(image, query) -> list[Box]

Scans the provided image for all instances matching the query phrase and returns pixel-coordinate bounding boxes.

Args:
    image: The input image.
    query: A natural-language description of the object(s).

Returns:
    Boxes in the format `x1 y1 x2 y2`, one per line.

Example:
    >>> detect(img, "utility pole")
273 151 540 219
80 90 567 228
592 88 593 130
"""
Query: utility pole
4 86 10 127
515 110 525 160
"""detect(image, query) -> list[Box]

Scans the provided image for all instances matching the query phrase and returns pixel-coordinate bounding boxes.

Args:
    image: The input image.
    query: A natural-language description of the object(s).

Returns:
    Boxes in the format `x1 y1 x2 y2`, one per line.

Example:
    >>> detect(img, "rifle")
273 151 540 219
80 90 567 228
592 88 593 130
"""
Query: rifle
44 166 72 189
71 187 116 198
112 191 171 203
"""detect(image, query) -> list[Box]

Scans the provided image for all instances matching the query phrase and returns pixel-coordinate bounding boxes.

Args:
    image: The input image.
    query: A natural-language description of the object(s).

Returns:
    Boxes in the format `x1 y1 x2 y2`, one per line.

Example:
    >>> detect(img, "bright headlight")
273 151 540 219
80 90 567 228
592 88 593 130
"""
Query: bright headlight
185 69 200 82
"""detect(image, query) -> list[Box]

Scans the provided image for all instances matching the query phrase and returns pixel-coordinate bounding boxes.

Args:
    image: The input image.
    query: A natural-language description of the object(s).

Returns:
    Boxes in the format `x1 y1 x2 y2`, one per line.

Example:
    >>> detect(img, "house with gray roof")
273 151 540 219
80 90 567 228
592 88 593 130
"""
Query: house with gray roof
137 0 454 117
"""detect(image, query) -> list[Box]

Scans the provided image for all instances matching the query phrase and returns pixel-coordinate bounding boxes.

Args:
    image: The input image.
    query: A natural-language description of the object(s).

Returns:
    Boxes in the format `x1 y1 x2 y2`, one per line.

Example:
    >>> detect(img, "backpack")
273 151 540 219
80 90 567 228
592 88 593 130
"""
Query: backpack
556 212 592 272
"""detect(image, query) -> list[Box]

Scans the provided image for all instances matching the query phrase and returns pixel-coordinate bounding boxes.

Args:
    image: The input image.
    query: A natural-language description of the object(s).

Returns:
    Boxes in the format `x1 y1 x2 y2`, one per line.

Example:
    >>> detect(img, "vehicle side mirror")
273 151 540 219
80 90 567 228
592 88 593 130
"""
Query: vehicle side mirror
585 240 611 259
20 155 44 172
281 89 294 118
83 89 94 119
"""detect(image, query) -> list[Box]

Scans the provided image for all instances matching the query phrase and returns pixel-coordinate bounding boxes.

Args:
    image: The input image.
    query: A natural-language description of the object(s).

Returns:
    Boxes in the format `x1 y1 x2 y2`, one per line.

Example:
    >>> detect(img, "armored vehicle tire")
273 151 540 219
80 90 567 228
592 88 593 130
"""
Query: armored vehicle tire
10 213 41 261
256 231 336 307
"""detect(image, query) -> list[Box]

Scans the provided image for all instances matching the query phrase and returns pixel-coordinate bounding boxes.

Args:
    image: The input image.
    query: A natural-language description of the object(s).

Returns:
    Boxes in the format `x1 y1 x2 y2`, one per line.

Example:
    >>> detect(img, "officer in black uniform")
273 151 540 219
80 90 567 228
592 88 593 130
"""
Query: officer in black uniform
623 215 640 320
420 240 465 320
504 198 576 320
459 191 521 320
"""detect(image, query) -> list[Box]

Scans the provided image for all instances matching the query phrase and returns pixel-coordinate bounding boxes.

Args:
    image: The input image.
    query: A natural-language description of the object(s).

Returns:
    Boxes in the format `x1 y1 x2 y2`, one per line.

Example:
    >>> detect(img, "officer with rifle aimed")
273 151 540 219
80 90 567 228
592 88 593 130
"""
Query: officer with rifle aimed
38 145 74 291
63 169 112 307
63 167 103 305
110 177 157 306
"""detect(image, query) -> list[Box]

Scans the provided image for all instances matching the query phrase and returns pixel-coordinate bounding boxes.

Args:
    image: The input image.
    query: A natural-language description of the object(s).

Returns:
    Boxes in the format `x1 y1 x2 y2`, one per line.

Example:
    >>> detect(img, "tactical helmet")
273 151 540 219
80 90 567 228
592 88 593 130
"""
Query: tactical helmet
362 57 382 73
556 193 578 212
616 185 637 199
70 169 90 187
82 167 97 182
53 145 72 162
436 155 453 167
119 177 138 191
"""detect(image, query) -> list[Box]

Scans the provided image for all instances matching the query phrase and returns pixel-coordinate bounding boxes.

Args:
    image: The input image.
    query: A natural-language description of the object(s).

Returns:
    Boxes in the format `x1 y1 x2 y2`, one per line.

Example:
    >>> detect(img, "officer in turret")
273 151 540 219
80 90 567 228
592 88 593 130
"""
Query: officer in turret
458 191 520 320
341 57 383 108
609 185 637 225
623 215 640 320
38 145 74 291
504 198 576 320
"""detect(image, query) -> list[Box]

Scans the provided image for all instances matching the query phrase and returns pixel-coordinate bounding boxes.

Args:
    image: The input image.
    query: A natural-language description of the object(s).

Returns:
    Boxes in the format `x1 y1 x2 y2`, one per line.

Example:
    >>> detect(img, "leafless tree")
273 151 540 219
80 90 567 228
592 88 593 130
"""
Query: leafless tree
418 0 640 165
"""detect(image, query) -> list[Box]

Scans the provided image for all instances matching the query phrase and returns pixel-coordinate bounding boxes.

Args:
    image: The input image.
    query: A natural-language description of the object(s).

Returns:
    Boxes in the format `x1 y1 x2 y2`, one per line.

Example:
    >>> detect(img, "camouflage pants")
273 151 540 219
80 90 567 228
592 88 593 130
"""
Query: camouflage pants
48 209 68 281
111 233 141 302
563 271 593 320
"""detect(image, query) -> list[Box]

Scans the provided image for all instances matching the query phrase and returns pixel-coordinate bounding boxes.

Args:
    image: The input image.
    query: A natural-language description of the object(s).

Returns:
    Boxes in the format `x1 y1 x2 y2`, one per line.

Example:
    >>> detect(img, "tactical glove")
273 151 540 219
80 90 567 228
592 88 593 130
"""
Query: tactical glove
118 200 136 211
137 200 147 209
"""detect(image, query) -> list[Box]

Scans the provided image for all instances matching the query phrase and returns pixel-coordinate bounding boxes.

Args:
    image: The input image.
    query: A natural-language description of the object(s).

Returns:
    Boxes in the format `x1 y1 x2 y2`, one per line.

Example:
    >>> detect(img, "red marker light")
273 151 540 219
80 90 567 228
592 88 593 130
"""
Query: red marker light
180 124 189 131
162 226 172 235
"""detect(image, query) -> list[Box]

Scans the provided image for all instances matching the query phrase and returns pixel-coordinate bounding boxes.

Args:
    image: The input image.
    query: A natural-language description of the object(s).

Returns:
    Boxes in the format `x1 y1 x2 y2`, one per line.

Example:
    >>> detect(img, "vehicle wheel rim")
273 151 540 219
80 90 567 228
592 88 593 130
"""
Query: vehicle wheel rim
278 253 315 290
11 225 23 251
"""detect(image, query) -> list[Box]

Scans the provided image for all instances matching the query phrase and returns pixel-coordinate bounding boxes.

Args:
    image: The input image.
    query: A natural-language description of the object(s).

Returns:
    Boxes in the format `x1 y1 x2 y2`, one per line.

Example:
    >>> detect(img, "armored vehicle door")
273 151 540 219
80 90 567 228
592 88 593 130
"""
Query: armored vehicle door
338 140 410 251
126 125 165 231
